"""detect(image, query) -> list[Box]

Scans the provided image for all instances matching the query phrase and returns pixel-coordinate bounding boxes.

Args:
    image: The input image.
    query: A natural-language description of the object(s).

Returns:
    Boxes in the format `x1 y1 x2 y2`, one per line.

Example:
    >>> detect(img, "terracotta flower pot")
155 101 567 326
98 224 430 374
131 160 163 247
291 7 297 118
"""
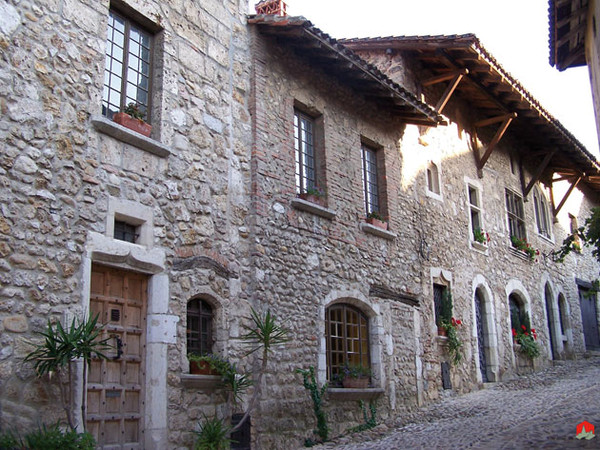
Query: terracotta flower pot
437 326 448 337
189 360 218 375
342 376 369 389
299 192 325 206
366 217 388 230
113 112 152 137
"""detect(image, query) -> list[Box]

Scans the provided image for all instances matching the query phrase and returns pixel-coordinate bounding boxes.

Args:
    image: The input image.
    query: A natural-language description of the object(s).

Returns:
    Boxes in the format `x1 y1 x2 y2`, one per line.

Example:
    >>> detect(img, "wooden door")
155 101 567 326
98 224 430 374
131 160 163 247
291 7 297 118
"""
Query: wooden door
474 291 488 382
87 264 148 449
579 287 600 350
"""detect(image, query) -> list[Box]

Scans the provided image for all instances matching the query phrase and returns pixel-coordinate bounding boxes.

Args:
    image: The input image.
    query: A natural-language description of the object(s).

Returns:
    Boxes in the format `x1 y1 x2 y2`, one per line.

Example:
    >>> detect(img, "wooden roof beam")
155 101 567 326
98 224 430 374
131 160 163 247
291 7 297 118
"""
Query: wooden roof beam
553 174 583 216
475 112 517 172
422 69 468 86
434 70 468 113
556 21 587 47
522 150 557 198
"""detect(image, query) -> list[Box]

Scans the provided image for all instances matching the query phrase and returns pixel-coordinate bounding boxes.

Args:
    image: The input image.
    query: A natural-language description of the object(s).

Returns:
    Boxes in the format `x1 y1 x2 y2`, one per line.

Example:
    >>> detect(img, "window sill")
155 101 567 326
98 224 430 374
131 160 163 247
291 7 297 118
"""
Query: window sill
536 233 554 245
180 373 222 389
91 115 171 158
360 222 396 240
508 246 534 262
327 387 384 401
471 241 488 253
291 198 336 219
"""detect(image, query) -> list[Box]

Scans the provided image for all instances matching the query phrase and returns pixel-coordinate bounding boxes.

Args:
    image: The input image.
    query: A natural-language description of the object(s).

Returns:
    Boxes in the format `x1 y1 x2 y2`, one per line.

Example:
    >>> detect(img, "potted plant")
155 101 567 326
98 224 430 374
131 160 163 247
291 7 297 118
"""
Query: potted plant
511 311 540 359
473 227 490 245
366 211 388 230
510 235 538 261
299 186 326 206
113 102 152 137
188 353 221 375
340 362 371 388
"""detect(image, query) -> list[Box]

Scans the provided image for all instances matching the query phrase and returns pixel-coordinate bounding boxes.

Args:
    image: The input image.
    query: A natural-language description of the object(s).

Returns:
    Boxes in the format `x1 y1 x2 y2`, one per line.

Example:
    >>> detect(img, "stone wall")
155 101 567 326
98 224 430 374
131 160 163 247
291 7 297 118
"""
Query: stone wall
1 1 599 449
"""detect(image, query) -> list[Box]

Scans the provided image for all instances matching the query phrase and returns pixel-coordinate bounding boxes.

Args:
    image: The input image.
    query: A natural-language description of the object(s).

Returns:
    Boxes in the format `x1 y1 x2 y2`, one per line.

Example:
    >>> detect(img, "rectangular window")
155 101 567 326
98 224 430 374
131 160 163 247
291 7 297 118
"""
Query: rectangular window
294 110 316 194
103 9 153 121
114 220 138 243
361 144 380 215
468 185 482 238
433 284 446 327
534 190 551 238
506 189 526 241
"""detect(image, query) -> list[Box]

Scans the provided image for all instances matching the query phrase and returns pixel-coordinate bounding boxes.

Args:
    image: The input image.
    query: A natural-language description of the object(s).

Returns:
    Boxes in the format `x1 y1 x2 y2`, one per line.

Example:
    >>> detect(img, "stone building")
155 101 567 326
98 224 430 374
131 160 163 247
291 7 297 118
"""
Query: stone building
1 0 599 449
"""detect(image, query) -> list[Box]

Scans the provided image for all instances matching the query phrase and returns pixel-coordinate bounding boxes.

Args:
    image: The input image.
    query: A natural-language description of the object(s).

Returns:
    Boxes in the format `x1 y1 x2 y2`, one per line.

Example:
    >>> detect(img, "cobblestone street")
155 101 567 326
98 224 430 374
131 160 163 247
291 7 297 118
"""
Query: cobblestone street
309 355 600 449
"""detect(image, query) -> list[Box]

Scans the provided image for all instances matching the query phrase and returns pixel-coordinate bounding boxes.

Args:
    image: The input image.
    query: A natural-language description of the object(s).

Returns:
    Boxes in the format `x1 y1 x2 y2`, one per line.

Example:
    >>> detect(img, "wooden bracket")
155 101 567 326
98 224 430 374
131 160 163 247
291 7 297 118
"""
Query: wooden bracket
422 69 469 114
473 112 517 173
522 150 557 198
552 175 583 216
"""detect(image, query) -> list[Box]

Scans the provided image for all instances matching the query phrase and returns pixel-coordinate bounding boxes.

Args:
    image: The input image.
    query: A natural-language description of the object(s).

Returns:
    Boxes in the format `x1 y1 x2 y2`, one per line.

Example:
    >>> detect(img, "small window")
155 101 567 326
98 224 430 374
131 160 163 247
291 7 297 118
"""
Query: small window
433 283 448 327
569 214 582 250
509 294 526 331
361 144 380 216
533 188 551 239
103 9 154 122
187 299 213 356
294 109 316 194
426 161 440 195
468 184 483 240
509 154 518 175
506 189 526 242
114 220 139 243
325 304 370 382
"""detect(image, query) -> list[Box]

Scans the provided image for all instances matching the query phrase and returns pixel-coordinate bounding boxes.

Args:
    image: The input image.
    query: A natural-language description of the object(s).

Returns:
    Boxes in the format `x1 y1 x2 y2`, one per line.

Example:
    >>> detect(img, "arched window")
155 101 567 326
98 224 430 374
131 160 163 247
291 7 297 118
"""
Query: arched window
426 161 440 195
187 299 213 356
325 304 370 381
509 293 526 331
533 188 551 239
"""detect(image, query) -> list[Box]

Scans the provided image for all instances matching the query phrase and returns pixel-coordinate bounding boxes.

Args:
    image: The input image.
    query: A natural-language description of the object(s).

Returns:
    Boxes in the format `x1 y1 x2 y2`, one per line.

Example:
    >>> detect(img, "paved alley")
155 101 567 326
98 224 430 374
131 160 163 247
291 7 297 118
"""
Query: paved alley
309 356 600 449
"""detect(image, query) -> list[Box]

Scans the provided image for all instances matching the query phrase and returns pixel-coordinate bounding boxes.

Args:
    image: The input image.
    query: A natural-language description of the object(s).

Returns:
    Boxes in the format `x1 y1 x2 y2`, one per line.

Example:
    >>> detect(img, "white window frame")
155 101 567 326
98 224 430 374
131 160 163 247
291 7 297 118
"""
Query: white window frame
533 186 552 241
425 160 442 201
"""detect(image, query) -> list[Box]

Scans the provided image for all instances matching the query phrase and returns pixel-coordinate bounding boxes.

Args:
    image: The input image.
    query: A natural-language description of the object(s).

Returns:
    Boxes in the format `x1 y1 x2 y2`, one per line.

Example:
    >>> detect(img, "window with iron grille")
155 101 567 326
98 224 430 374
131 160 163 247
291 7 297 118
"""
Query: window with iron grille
361 144 380 215
533 188 551 238
103 9 153 121
114 220 138 243
505 189 526 241
294 109 316 194
325 304 370 382
187 299 213 356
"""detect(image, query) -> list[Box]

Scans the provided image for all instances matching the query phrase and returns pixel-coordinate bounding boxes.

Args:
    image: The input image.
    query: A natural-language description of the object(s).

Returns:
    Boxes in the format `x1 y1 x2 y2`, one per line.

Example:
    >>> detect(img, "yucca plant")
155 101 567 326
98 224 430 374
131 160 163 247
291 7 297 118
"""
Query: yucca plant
194 415 233 450
24 313 111 431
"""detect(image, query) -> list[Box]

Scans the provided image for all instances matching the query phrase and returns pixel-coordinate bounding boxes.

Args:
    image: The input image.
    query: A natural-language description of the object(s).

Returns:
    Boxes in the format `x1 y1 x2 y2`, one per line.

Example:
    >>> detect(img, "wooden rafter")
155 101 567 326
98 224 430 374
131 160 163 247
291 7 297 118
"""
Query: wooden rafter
553 175 583 216
523 150 557 198
473 112 517 172
421 69 469 113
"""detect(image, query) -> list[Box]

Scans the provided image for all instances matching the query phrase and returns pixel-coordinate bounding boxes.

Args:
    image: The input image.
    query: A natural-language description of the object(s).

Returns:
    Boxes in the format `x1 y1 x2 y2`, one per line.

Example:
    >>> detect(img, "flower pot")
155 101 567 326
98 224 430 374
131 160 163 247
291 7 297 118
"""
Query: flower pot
437 326 447 337
189 360 218 375
113 112 152 137
342 376 369 389
366 217 388 230
299 193 325 206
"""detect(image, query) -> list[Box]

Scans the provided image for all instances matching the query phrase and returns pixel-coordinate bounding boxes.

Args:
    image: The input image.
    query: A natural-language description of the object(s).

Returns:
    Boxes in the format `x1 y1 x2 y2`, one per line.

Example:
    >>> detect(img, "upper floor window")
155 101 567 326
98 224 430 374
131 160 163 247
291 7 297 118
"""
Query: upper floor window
294 109 316 194
506 189 526 242
103 9 153 122
467 184 483 241
533 188 551 239
426 161 440 196
361 144 380 216
187 299 213 356
325 304 370 383
433 283 448 327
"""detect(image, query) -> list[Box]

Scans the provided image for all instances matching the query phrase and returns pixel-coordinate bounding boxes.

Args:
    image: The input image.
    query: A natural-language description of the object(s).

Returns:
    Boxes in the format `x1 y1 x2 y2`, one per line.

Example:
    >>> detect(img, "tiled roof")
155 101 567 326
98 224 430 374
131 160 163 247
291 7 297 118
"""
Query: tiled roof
341 34 600 191
247 15 445 126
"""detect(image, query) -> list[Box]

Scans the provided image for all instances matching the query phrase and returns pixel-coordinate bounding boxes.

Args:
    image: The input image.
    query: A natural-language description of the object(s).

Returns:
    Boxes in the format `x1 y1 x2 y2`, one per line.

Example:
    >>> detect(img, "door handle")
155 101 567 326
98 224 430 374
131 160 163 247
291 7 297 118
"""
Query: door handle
112 335 123 360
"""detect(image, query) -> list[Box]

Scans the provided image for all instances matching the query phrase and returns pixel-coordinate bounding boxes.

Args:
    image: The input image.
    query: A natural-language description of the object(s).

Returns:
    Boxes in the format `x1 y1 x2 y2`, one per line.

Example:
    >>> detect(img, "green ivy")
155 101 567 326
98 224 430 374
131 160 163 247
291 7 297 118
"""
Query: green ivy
296 366 329 443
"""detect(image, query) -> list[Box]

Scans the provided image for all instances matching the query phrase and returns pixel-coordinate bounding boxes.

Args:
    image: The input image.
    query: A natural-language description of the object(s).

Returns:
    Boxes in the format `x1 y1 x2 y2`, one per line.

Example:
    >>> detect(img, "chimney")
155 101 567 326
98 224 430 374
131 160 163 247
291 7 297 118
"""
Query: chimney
255 0 287 16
